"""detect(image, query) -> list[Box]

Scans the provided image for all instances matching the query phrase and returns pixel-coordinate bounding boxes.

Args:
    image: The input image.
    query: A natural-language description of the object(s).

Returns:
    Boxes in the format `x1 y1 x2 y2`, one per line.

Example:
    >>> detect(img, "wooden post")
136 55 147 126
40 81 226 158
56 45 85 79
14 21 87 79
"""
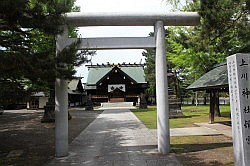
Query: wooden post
209 90 215 124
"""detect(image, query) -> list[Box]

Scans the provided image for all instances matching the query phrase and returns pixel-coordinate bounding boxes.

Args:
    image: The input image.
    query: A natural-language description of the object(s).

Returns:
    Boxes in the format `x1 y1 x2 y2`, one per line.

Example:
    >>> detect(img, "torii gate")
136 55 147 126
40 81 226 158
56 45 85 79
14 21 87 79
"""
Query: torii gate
55 11 200 157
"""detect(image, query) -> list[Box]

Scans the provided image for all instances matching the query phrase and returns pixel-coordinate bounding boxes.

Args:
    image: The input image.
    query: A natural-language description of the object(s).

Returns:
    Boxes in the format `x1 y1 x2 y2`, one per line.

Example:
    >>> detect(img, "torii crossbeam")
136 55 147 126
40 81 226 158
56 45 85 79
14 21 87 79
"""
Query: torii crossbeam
55 11 200 157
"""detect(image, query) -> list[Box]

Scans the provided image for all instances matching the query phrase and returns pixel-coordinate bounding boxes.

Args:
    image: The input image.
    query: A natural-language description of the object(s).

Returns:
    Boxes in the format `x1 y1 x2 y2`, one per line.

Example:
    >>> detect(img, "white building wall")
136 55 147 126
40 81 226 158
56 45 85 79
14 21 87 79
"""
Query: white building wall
39 97 49 109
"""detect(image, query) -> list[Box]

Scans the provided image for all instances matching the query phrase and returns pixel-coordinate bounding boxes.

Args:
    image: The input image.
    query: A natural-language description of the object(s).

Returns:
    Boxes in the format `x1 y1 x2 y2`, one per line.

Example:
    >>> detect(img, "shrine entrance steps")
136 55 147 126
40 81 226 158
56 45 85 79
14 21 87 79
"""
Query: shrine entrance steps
100 102 136 109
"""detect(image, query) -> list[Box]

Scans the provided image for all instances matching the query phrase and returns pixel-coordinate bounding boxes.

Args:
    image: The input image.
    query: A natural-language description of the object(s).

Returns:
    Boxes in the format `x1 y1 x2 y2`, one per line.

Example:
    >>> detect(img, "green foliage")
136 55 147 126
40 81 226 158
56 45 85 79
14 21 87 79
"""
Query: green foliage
143 31 187 98
0 0 93 105
142 49 156 97
56 39 94 79
1 0 72 34
198 0 250 55
143 0 250 99
0 80 29 107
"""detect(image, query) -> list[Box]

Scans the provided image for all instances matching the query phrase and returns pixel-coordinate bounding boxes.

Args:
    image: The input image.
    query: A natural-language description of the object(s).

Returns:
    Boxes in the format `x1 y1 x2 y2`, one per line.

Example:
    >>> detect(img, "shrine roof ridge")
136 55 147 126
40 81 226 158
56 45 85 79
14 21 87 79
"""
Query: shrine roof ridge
86 63 145 68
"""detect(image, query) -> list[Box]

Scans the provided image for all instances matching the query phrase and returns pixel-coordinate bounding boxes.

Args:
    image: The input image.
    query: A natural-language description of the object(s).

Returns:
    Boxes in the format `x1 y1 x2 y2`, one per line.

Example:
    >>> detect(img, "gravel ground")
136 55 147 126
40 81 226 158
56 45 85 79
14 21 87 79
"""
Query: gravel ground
0 109 102 166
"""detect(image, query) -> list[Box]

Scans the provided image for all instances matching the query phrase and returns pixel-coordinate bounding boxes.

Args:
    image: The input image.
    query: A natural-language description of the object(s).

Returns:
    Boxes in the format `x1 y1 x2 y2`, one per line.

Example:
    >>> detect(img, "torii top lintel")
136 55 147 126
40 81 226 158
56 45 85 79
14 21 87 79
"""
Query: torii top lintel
65 11 200 27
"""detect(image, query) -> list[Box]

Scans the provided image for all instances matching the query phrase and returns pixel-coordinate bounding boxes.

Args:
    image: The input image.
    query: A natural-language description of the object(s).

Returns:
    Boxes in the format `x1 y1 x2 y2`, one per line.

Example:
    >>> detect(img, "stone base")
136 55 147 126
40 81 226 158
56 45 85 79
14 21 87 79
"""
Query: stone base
169 110 184 118
41 105 55 123
85 99 94 110
168 94 183 118
41 105 72 123
139 103 148 109
85 106 94 111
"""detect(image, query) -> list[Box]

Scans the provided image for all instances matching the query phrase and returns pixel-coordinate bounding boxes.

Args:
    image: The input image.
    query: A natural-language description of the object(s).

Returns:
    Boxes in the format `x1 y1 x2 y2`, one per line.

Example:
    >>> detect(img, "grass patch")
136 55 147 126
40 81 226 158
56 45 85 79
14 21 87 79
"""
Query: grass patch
171 135 233 166
170 135 232 153
133 106 157 129
133 106 234 165
132 105 231 128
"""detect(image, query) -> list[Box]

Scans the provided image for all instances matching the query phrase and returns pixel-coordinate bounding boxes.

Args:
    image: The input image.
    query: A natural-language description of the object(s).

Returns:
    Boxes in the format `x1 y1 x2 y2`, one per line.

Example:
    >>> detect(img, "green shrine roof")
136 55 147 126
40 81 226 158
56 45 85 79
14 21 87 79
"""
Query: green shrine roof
68 79 80 90
86 67 111 85
86 64 147 85
68 78 84 94
187 62 229 91
120 67 146 83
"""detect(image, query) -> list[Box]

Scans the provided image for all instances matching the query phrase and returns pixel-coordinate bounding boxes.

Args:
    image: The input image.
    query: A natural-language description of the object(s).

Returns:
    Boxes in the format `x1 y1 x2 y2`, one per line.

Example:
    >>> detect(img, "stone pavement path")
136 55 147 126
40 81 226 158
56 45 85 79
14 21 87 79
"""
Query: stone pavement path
195 122 232 138
47 109 181 166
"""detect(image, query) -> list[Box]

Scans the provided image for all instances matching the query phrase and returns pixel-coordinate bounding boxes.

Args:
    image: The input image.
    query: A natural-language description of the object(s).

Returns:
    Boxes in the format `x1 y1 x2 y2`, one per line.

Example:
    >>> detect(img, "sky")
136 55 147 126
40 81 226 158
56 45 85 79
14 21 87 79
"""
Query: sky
74 0 172 82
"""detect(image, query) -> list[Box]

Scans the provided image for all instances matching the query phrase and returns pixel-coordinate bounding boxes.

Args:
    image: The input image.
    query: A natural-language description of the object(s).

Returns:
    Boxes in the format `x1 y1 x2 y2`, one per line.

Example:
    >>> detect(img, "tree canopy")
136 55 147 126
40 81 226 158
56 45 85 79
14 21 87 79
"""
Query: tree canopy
0 0 93 106
144 0 250 99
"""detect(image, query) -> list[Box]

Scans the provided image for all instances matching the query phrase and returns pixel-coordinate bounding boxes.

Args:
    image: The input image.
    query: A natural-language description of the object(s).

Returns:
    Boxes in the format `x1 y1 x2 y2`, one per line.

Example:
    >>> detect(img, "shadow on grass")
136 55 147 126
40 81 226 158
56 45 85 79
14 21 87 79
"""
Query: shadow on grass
172 142 234 166
220 111 231 118
176 155 234 166
170 115 194 119
171 142 234 166
217 121 231 126
171 142 232 154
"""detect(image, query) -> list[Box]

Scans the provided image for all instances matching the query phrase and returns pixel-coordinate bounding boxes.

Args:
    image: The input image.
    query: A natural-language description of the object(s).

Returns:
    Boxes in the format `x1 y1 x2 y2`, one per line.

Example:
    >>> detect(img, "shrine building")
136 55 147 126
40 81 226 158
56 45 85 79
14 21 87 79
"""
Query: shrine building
85 63 149 104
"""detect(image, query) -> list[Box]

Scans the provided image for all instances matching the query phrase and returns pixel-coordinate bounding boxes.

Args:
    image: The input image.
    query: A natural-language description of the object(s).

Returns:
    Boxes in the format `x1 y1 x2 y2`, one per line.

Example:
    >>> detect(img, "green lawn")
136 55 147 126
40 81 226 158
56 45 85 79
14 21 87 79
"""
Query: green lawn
132 105 231 128
132 105 234 165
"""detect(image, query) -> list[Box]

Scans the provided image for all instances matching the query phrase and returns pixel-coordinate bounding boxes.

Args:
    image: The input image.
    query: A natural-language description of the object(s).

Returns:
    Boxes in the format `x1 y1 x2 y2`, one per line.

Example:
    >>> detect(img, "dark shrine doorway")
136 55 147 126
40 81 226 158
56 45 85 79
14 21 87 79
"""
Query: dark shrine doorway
109 87 125 102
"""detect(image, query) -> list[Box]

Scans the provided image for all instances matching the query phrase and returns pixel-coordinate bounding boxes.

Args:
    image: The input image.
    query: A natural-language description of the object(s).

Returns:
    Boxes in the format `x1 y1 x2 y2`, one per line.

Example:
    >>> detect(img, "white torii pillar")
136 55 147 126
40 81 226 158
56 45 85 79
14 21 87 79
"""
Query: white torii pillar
55 26 69 157
55 11 200 157
55 78 68 157
155 21 170 154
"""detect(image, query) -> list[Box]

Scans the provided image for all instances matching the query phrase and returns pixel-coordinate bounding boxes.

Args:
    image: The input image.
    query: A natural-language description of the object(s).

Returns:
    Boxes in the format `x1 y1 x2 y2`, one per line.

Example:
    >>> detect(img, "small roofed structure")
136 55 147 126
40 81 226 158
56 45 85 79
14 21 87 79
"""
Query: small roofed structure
187 62 228 91
27 92 49 109
187 62 229 123
68 78 86 107
28 79 86 110
85 63 149 105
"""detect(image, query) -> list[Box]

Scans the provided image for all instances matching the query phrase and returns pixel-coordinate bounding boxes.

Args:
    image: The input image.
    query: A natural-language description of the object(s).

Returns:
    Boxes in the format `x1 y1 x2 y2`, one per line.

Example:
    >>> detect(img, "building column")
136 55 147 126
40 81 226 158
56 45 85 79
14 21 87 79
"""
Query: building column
155 21 170 154
55 26 69 157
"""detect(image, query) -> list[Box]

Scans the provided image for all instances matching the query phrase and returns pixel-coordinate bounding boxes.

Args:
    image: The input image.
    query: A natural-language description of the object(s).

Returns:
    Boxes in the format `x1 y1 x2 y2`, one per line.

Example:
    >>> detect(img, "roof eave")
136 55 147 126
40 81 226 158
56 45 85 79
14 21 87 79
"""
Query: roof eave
187 84 229 91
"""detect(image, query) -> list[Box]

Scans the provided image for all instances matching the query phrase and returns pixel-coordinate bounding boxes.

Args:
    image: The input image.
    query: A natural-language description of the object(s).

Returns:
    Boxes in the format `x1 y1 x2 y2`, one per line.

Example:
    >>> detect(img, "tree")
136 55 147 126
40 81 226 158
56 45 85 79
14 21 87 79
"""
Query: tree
0 80 29 108
143 32 184 101
143 0 250 101
0 0 94 108
142 49 156 99
174 0 250 72
166 0 249 120
174 0 249 90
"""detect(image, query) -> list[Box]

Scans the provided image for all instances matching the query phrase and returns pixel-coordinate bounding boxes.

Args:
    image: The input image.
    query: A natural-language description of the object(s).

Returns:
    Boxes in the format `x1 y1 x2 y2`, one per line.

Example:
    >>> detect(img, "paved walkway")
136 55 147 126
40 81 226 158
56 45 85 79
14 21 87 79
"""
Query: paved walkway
150 123 229 137
48 109 182 166
47 109 232 166
195 122 232 138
